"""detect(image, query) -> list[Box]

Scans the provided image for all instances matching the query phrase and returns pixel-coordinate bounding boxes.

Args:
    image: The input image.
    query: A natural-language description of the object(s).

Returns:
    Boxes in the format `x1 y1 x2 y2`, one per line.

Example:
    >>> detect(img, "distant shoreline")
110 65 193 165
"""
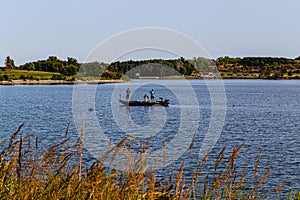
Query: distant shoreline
0 79 124 85
1 76 299 85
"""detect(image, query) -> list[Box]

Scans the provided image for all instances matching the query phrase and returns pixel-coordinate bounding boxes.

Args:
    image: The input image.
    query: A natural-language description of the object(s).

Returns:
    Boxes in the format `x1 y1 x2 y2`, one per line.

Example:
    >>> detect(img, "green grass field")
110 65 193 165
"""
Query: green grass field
0 70 59 80
0 70 78 81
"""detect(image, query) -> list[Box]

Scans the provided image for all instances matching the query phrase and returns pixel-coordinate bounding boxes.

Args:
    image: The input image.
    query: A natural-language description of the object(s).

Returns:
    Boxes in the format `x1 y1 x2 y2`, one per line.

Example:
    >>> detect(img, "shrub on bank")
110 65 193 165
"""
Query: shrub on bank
51 74 66 80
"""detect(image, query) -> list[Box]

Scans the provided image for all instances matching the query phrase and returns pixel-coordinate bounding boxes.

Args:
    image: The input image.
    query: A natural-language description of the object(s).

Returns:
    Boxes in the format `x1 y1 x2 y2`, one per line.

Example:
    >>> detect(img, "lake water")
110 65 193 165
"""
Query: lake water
0 79 299 196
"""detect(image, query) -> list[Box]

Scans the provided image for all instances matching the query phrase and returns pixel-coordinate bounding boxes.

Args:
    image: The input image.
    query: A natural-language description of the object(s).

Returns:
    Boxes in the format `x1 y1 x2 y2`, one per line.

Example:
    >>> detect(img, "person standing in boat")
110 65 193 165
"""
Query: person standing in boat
149 88 155 102
144 94 149 102
126 88 131 102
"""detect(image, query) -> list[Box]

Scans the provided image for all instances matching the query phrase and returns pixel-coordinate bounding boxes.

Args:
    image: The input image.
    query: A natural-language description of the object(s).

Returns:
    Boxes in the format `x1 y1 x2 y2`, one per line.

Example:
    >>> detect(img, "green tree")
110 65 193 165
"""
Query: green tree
62 64 78 76
273 70 284 79
261 64 271 77
67 57 78 66
5 56 15 70
179 66 187 75
47 56 58 62
273 62 279 70
28 63 35 71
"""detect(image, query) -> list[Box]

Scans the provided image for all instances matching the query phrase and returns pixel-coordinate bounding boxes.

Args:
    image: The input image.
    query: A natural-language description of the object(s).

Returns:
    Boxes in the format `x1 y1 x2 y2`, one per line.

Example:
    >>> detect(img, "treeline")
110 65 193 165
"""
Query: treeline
216 56 300 78
216 56 300 66
106 57 194 77
19 56 80 76
2 55 300 80
5 57 194 79
102 56 300 78
69 57 194 79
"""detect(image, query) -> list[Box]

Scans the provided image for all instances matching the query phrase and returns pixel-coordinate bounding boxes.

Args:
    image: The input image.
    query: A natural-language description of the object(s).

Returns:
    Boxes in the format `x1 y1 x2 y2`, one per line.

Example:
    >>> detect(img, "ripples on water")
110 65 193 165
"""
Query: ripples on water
0 80 299 196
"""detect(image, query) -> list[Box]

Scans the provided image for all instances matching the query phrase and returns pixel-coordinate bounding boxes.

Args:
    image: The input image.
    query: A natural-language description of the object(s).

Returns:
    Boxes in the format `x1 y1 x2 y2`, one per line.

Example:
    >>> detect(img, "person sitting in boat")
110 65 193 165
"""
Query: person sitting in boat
149 88 155 102
126 88 131 102
144 94 149 102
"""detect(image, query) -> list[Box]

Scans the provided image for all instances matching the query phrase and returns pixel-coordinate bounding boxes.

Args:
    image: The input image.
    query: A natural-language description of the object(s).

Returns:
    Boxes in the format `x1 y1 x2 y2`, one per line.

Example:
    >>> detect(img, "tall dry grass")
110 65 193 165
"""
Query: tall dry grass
0 124 298 199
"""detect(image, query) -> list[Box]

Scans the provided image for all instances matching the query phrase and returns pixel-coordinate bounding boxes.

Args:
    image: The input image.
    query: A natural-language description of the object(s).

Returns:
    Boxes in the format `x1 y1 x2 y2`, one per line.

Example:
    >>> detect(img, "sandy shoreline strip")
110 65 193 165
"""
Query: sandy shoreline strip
0 79 124 85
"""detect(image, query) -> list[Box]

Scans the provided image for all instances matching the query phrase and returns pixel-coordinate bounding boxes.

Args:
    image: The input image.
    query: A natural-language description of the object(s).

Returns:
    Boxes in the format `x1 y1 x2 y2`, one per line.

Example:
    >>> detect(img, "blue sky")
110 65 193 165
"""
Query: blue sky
1 0 299 65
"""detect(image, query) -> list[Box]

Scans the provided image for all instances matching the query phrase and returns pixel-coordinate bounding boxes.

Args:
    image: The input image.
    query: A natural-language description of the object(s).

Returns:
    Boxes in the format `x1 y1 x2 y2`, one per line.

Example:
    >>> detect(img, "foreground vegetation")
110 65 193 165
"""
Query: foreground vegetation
0 124 299 199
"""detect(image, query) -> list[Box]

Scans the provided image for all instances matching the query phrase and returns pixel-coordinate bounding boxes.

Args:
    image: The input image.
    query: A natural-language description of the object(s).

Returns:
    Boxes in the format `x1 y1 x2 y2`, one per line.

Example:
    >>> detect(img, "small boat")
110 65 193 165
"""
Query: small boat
119 99 170 107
